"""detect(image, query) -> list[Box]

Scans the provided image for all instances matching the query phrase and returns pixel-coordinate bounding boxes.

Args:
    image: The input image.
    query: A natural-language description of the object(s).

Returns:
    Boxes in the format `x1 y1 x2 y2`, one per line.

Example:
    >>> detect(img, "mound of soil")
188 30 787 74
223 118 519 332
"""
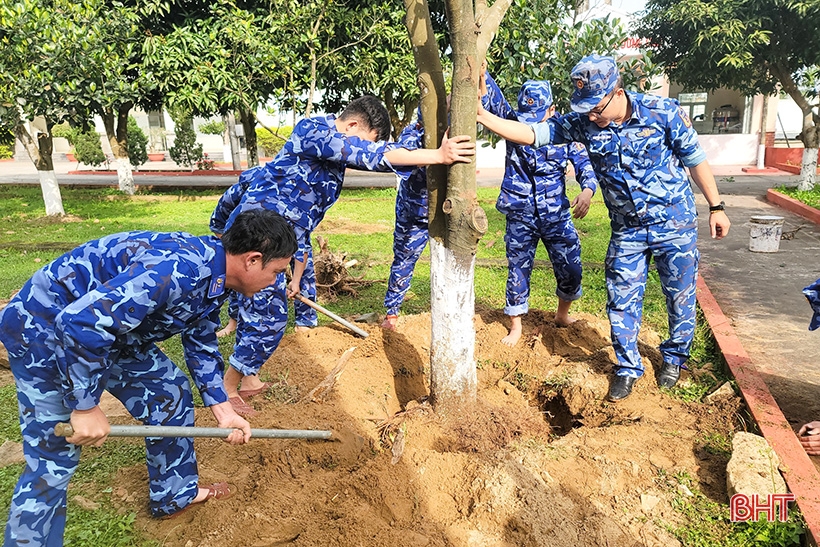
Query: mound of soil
117 311 742 547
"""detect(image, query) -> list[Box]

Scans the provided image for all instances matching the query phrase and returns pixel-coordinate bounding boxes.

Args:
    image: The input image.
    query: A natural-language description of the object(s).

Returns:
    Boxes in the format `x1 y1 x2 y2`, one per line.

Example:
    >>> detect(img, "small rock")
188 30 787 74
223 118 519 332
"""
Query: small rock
640 494 661 513
0 341 9 369
705 382 736 403
498 380 515 395
677 484 695 497
72 495 100 511
649 453 675 470
0 440 25 467
353 312 379 324
727 432 787 497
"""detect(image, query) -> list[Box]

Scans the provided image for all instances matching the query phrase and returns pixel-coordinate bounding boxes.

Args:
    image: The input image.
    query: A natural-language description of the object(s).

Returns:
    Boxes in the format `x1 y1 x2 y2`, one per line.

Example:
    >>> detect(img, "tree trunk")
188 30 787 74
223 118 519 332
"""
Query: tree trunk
14 120 65 216
798 125 819 191
225 112 242 170
239 109 259 168
102 104 135 195
403 0 509 410
772 63 817 191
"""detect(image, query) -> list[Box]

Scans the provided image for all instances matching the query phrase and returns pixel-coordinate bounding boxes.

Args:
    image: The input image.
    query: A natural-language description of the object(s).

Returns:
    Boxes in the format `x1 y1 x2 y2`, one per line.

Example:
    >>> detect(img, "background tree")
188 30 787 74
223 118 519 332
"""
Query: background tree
636 0 820 190
168 111 204 170
489 1 660 114
127 116 148 168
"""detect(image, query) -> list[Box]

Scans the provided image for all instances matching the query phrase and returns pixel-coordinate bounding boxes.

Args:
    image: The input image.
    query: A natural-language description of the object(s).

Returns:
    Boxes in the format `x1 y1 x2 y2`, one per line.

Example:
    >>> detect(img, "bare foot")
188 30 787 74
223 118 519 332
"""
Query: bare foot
294 325 312 333
555 299 577 328
381 315 398 331
238 374 266 392
554 315 577 328
216 318 237 338
501 316 522 346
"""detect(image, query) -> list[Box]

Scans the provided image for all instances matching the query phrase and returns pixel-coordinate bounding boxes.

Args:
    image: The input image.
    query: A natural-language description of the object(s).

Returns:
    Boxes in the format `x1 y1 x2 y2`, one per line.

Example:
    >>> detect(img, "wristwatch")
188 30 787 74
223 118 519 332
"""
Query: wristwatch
709 201 726 213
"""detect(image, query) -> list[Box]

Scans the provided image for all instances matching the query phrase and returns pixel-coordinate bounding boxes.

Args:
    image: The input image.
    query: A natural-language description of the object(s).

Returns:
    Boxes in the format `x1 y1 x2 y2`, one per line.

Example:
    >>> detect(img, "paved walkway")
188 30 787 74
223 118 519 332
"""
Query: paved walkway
0 159 506 188
694 172 820 433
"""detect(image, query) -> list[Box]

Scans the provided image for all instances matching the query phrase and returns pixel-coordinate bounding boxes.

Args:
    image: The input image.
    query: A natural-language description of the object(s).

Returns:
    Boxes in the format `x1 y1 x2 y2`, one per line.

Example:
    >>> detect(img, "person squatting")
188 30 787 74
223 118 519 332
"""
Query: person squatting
0 209 297 545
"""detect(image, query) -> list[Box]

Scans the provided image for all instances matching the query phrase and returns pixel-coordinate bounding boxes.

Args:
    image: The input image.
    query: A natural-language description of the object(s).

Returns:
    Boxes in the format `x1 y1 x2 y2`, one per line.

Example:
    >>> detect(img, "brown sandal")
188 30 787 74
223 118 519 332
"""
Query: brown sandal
228 396 258 417
162 482 234 519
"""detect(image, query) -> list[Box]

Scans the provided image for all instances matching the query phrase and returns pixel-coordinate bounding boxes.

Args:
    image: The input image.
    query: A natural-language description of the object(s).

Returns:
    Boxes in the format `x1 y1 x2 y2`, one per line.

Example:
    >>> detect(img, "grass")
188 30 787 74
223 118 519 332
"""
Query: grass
659 470 804 547
0 181 781 543
775 184 820 210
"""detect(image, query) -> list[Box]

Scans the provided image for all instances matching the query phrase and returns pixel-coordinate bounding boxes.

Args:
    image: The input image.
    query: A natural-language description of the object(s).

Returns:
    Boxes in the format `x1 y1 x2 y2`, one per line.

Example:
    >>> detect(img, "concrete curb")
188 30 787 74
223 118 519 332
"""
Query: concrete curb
67 170 243 177
767 189 820 225
697 276 820 544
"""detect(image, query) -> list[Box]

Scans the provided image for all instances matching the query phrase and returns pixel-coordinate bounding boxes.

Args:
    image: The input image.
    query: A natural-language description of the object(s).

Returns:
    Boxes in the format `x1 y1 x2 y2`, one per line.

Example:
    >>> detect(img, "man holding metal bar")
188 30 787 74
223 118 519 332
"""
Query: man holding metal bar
0 209 296 544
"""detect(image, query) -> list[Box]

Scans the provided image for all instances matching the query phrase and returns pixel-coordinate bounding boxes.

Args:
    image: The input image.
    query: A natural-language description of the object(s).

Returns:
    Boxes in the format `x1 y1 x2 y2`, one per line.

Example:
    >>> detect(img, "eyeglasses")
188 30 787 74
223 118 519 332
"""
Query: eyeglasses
588 91 616 117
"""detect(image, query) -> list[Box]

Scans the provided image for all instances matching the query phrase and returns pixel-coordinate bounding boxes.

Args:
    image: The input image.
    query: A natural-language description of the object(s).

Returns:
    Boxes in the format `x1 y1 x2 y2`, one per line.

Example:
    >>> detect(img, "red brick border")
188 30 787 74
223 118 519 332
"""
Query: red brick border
697 277 820 544
767 189 820 225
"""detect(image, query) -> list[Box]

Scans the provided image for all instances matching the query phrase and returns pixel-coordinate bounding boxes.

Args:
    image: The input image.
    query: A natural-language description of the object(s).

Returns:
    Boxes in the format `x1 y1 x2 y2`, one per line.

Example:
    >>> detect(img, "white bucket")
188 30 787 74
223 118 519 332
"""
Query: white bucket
748 215 784 253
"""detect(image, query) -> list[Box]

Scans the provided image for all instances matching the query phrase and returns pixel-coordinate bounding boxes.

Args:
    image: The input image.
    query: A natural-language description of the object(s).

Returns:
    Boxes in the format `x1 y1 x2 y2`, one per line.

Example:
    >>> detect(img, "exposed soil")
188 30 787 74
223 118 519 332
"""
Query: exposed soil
103 310 745 547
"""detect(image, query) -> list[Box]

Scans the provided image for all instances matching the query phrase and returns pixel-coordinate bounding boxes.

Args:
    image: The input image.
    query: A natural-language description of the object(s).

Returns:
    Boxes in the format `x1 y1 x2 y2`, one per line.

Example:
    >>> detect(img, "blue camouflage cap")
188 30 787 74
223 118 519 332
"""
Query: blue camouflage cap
516 80 553 123
570 54 619 114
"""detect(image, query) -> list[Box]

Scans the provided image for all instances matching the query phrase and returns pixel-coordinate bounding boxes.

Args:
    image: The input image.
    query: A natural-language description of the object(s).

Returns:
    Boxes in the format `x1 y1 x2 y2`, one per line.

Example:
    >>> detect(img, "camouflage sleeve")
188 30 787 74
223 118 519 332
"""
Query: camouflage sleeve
567 141 598 194
804 277 820 331
210 177 251 234
294 120 393 171
180 308 230 406
481 72 515 120
665 102 706 167
393 122 423 179
533 114 584 148
53 260 205 411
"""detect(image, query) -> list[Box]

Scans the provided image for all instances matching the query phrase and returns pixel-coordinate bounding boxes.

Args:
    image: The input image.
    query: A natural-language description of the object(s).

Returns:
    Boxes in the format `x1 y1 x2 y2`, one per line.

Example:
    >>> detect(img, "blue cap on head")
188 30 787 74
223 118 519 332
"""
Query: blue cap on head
516 80 553 123
570 54 619 113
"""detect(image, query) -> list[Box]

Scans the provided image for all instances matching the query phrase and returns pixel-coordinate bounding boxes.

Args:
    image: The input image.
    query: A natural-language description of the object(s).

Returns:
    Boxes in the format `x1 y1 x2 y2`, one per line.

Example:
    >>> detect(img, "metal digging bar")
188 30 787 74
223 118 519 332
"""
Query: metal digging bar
55 423 332 440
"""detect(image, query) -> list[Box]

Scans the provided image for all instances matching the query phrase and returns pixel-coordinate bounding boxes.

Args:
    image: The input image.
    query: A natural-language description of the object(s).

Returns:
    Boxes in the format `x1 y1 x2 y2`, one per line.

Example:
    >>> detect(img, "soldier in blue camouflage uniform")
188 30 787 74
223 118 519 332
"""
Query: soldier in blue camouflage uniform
216 96 474 414
0 209 296 545
382 118 429 330
211 179 318 341
799 277 820 454
481 71 598 346
478 55 731 401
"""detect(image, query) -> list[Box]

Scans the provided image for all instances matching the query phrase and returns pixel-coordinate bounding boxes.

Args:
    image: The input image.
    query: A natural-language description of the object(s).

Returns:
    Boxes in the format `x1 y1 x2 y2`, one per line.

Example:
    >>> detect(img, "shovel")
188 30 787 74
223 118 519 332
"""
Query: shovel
55 423 332 440
293 292 369 338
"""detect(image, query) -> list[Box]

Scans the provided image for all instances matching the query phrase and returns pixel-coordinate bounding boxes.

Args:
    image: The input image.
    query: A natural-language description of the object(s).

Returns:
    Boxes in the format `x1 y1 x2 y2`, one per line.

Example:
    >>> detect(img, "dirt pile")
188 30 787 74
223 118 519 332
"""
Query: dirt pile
121 311 742 547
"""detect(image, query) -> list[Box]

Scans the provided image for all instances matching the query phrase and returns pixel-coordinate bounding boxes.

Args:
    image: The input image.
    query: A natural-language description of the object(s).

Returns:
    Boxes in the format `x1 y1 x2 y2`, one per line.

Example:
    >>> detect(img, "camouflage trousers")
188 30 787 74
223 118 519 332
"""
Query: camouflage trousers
292 245 317 328
606 218 699 378
504 213 583 317
227 246 316 329
5 344 199 546
384 210 429 316
230 272 289 376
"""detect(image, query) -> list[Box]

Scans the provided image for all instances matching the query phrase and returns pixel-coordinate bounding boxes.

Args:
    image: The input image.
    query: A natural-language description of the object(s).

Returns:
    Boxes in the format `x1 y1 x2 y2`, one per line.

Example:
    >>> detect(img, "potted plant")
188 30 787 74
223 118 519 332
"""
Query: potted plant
147 127 167 161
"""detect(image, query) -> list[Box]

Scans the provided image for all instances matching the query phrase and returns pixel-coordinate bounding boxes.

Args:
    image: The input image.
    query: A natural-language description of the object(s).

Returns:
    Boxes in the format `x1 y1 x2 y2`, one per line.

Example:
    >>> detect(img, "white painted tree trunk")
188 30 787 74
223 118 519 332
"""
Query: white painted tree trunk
115 157 135 195
428 238 477 405
38 170 65 216
798 147 817 191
